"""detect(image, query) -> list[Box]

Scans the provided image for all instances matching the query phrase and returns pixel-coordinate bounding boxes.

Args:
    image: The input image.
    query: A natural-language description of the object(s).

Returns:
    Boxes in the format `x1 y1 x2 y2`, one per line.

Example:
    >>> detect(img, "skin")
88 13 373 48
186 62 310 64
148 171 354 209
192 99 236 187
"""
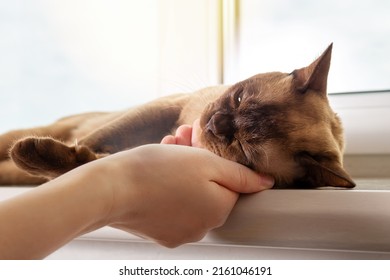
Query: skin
0 120 274 259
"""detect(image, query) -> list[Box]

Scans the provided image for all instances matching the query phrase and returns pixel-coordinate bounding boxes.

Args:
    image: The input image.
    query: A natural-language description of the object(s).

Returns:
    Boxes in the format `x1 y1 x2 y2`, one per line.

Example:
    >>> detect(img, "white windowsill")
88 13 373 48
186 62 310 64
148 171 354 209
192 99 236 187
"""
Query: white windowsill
79 185 390 253
1 182 390 259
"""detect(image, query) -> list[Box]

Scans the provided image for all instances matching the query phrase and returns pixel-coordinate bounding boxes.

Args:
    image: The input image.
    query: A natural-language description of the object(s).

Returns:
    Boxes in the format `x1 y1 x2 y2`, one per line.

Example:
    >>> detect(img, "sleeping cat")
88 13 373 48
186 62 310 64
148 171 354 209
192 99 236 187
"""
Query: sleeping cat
0 44 355 188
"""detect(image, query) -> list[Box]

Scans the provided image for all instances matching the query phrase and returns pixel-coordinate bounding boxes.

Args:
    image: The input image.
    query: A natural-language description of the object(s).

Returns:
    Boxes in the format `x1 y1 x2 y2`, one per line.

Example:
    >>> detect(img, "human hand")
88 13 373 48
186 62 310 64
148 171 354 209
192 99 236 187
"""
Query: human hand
86 119 273 247
161 119 203 147
92 144 273 248
0 121 273 259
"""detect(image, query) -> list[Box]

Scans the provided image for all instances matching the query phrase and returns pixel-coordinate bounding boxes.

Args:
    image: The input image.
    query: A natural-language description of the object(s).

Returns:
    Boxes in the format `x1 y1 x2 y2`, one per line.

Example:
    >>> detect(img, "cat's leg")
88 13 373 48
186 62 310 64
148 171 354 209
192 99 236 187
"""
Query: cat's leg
9 136 106 179
0 129 42 161
8 94 190 180
0 126 72 184
79 94 190 153
0 116 83 162
4 114 115 181
0 160 47 185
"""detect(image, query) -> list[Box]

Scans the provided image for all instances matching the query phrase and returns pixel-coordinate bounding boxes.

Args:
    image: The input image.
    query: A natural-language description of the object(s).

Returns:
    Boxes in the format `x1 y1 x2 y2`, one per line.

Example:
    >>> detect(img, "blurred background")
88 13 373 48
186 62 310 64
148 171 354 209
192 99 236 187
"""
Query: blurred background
0 0 389 153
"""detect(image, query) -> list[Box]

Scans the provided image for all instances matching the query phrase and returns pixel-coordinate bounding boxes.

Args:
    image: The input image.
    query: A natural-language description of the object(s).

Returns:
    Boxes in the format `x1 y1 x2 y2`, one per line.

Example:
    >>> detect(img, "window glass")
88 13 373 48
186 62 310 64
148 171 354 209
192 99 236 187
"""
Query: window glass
0 1 220 133
229 0 390 93
0 1 160 132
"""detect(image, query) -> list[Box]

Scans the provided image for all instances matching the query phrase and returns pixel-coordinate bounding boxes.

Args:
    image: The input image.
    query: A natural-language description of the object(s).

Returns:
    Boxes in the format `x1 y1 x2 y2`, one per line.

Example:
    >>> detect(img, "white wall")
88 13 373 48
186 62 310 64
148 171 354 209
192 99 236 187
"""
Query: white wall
0 0 221 133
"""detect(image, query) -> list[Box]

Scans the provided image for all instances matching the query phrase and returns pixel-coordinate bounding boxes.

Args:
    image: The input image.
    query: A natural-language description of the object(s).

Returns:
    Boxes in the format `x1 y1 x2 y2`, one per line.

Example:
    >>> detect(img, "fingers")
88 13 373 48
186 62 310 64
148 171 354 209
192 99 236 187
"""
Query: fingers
174 125 192 146
160 135 176 144
191 119 203 148
161 125 192 146
211 156 274 193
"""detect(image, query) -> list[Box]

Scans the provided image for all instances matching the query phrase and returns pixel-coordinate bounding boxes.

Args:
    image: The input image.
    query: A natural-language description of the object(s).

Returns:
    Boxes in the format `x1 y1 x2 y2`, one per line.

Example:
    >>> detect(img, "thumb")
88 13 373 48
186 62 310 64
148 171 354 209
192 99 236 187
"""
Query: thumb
212 157 274 193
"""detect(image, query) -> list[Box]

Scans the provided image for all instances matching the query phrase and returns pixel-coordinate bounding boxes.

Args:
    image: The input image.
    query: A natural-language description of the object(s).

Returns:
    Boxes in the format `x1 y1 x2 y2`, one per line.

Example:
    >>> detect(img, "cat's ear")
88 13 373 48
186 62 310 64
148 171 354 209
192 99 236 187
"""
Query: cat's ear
296 152 356 188
292 43 333 94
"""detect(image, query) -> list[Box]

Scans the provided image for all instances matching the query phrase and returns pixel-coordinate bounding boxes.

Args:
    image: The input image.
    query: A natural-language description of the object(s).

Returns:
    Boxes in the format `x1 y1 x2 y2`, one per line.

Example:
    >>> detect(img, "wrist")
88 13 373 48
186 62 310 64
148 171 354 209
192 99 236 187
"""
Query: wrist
85 165 115 233
54 161 115 236
76 154 139 233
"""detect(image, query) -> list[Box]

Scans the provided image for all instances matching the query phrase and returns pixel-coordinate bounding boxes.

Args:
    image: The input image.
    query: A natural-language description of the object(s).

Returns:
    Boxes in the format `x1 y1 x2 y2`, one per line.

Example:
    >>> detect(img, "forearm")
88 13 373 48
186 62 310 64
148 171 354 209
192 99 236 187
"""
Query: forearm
0 144 272 259
0 166 110 259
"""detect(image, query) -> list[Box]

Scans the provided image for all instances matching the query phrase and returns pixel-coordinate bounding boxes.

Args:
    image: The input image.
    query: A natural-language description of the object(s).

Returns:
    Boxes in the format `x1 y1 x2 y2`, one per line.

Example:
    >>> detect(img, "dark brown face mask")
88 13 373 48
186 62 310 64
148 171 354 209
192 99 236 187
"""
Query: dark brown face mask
199 44 355 189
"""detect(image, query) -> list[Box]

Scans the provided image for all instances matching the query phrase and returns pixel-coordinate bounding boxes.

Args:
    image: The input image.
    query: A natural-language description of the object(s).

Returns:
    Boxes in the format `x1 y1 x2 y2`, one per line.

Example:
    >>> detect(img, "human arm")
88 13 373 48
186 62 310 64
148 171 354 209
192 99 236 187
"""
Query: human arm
0 122 274 259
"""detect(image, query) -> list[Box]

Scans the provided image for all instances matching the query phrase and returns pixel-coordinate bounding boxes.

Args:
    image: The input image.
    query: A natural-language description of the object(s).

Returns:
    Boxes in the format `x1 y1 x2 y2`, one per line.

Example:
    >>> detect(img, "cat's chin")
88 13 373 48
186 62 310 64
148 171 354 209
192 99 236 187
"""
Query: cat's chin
202 138 307 189
201 141 297 189
200 133 256 171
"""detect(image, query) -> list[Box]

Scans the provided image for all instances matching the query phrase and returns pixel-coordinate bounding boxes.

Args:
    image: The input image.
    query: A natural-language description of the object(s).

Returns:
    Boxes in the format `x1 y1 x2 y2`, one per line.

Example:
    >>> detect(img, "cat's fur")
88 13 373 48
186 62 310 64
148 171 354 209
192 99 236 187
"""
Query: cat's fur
0 44 355 188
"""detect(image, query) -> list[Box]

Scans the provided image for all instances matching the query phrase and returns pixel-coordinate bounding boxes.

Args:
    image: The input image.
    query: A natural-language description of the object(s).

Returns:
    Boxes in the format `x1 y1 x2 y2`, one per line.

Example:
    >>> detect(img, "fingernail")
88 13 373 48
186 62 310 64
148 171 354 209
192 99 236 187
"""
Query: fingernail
261 175 275 189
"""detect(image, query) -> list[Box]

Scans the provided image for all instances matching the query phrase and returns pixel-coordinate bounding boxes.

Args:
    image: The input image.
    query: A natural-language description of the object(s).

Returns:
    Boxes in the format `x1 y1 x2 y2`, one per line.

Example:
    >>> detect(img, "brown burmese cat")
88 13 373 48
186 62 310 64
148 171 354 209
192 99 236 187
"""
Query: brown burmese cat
0 44 355 188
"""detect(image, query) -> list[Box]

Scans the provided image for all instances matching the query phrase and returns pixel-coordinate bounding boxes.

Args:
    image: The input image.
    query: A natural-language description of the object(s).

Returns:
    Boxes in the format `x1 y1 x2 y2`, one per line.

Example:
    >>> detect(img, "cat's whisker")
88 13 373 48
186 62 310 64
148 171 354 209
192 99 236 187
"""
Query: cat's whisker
257 144 270 170
236 138 265 169
161 72 209 94
242 138 270 171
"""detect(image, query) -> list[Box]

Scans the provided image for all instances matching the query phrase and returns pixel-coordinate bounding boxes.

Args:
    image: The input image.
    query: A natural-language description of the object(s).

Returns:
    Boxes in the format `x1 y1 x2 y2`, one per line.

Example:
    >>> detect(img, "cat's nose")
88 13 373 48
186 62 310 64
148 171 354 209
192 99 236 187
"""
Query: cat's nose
206 112 235 141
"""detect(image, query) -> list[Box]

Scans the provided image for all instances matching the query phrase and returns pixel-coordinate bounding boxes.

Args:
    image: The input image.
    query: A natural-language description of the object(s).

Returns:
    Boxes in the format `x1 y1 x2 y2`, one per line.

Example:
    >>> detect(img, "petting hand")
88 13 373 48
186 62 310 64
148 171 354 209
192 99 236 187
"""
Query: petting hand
161 119 203 147
94 144 274 248
0 119 274 259
93 119 274 247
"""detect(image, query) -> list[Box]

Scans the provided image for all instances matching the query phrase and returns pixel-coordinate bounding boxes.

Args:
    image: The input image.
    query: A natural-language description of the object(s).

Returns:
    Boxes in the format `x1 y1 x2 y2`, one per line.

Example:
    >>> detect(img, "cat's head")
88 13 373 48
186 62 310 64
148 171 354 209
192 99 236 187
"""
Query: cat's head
199 44 355 189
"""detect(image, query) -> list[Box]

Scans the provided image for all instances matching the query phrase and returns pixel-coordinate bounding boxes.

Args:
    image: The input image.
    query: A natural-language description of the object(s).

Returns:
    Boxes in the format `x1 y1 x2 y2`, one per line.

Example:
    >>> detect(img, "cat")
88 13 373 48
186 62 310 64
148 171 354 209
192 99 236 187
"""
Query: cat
0 44 355 189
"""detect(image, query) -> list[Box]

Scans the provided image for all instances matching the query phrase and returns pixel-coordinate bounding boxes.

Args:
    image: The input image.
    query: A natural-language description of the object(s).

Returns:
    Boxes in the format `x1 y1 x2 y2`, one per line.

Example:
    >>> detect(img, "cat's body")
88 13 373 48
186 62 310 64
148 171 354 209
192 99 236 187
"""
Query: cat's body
0 45 356 188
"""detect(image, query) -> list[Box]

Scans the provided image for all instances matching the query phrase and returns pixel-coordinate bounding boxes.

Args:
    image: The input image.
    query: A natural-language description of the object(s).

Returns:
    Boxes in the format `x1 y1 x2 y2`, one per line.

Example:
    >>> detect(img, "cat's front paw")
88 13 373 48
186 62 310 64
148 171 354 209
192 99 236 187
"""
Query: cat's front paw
10 136 97 179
